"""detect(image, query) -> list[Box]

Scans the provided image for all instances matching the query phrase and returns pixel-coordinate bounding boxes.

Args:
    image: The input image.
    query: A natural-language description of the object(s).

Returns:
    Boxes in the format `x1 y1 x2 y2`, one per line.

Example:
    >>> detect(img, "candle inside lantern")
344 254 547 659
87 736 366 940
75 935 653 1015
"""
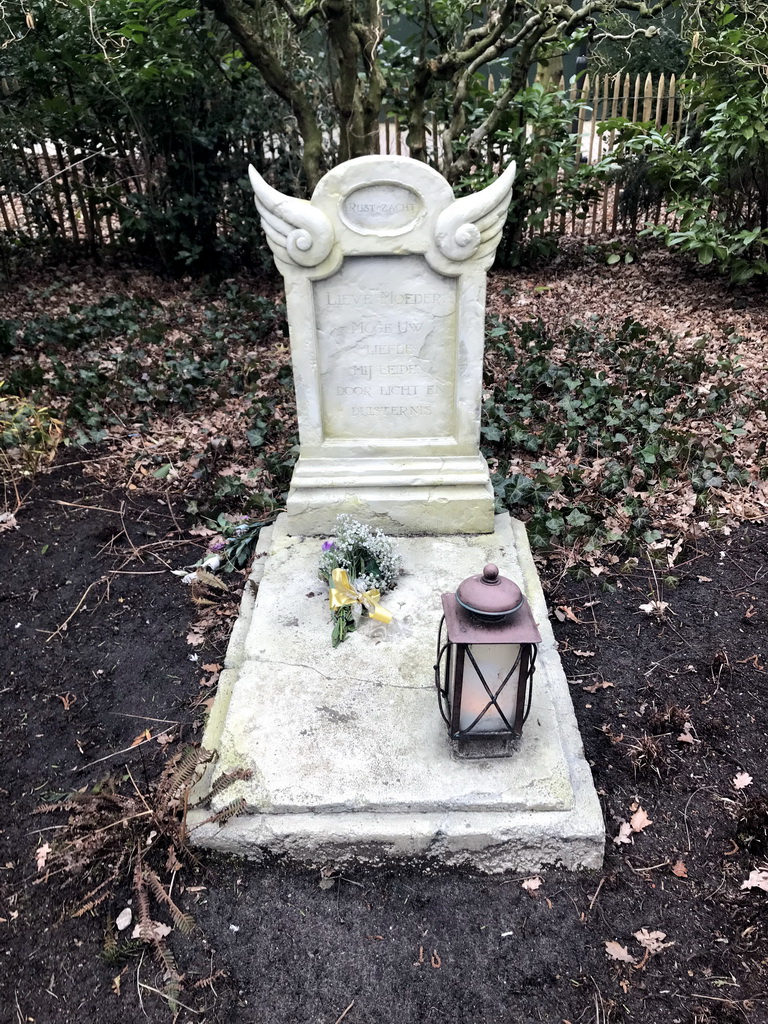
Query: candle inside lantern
452 643 521 733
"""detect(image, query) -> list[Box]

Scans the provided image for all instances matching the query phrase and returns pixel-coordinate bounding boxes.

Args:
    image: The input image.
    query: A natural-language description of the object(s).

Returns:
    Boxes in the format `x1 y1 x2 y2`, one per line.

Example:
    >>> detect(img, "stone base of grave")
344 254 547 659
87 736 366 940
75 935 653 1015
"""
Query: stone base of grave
188 513 605 873
284 454 496 535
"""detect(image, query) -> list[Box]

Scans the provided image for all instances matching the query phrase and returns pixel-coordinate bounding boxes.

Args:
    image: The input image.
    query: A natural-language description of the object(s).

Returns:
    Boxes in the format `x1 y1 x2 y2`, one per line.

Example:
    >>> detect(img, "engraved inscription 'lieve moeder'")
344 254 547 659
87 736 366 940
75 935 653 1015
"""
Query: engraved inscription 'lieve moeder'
315 255 456 441
341 184 423 234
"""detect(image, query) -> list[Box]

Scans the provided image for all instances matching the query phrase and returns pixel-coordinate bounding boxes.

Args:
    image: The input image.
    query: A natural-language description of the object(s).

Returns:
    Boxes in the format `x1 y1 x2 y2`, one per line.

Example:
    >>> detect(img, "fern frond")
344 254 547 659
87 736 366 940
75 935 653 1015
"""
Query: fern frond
154 936 182 978
189 796 248 831
203 768 253 806
152 937 184 1014
194 568 229 591
145 867 196 935
133 859 153 941
103 919 117 960
72 886 113 918
192 969 226 990
157 746 214 806
35 799 80 814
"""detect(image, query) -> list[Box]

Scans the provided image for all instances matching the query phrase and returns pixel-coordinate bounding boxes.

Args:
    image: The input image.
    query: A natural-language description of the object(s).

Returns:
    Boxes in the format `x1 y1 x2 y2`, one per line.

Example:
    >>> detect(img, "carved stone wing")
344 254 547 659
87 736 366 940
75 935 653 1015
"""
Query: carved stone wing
434 161 517 264
248 165 334 268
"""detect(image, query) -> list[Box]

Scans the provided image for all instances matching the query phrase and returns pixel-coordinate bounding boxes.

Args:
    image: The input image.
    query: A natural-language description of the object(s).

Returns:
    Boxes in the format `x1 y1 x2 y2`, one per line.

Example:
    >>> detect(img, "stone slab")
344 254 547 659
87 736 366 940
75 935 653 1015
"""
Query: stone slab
248 156 519 536
188 514 605 873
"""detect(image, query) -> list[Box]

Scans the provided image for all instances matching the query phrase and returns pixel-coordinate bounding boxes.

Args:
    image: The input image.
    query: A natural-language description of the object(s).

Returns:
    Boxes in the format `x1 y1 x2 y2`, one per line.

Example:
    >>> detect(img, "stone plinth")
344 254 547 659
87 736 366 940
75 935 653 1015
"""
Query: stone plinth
188 514 605 873
248 156 519 535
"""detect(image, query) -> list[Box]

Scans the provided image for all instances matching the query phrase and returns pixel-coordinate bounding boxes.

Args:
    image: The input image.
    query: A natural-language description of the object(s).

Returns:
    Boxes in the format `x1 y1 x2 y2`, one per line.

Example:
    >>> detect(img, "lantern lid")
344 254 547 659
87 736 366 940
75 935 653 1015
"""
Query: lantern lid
455 563 524 619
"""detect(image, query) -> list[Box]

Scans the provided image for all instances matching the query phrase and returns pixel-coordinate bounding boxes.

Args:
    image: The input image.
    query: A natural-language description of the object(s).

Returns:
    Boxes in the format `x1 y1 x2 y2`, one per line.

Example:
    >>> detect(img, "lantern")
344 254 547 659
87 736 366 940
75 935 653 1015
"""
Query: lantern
435 563 541 758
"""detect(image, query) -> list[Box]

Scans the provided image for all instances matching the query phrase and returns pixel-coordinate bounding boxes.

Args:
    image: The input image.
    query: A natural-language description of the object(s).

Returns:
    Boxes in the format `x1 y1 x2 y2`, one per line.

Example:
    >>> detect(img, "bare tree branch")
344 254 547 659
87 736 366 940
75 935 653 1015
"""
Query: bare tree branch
202 0 325 188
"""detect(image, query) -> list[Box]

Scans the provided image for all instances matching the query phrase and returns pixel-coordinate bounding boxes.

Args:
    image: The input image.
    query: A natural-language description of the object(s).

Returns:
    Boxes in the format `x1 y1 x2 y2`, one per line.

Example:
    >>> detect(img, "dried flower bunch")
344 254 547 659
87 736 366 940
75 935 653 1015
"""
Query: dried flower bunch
318 514 402 646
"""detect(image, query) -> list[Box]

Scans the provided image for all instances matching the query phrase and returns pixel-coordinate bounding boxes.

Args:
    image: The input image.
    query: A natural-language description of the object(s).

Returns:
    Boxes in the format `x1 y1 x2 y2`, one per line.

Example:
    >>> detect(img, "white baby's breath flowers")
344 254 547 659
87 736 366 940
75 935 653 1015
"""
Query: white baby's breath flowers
318 514 402 594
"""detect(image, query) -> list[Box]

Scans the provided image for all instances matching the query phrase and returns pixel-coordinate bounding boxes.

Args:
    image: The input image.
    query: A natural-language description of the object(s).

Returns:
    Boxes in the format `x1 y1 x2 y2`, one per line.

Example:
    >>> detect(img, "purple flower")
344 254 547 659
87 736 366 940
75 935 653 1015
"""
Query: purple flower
322 540 335 551
208 540 226 552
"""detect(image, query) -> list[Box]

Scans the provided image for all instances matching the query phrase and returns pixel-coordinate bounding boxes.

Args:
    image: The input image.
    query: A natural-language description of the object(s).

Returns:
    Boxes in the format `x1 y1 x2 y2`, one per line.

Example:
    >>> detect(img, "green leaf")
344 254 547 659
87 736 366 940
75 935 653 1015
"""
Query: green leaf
153 464 172 479
697 246 714 266
606 253 621 265
481 424 503 442
565 508 591 529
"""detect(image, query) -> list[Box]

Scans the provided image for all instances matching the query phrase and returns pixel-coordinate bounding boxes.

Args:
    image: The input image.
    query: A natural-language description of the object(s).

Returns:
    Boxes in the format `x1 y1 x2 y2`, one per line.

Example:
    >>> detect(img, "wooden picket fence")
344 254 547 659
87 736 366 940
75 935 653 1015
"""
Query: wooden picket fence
379 71 688 238
0 71 687 249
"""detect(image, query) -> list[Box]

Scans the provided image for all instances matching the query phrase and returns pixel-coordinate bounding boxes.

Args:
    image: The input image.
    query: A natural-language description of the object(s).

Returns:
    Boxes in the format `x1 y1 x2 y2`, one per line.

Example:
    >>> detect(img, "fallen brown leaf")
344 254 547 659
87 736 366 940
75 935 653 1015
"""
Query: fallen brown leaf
188 525 217 537
166 845 183 873
630 807 653 833
521 875 542 893
741 869 768 892
35 842 51 872
605 940 636 964
639 600 670 617
671 859 688 878
582 680 615 693
132 920 171 941
677 722 697 744
633 928 674 954
554 605 582 623
0 512 18 533
614 822 633 846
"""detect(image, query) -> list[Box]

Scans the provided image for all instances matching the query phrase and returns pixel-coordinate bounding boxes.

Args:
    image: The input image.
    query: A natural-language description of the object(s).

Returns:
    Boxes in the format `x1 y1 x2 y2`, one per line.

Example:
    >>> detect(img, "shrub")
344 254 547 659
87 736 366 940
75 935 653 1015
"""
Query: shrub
605 3 768 283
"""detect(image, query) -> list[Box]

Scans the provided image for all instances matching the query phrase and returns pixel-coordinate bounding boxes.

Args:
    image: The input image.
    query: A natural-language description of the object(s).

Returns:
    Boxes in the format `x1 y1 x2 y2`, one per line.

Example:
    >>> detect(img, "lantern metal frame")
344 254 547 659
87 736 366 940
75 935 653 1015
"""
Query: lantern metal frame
434 586 541 759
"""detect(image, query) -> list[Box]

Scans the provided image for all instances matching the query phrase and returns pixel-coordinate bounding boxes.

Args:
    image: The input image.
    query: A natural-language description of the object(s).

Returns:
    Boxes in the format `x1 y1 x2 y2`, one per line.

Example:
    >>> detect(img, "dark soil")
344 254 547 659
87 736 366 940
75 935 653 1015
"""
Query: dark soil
2 463 768 1024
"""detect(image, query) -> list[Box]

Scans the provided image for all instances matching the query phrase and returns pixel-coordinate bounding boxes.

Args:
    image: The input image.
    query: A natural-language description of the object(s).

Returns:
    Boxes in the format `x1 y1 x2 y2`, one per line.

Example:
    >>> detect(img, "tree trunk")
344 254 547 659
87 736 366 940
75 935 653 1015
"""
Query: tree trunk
202 0 326 190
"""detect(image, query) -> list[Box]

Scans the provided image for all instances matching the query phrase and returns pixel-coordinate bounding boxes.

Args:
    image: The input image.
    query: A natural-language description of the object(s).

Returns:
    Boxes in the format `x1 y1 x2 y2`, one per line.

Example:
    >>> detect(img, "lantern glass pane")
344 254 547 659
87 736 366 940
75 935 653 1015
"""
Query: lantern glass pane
458 643 521 733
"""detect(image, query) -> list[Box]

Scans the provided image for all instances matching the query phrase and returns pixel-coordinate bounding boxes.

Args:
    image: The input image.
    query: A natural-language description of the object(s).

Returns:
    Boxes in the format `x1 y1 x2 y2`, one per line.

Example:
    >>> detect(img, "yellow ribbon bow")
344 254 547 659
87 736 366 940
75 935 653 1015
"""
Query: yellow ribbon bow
328 568 393 624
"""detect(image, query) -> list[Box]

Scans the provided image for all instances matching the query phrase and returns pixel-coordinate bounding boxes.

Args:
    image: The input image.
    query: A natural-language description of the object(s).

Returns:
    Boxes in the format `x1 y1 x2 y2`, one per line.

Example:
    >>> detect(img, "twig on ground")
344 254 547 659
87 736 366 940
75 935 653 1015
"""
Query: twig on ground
61 811 153 845
165 493 184 536
45 577 107 642
50 499 123 514
109 569 167 575
588 876 605 912
626 859 670 873
73 733 163 771
589 976 605 1024
136 949 148 1019
703 874 727 902
126 766 154 817
683 786 712 853
108 713 182 725
138 982 201 1014
333 1001 355 1024
120 500 142 561
1 452 25 516
682 994 750 1020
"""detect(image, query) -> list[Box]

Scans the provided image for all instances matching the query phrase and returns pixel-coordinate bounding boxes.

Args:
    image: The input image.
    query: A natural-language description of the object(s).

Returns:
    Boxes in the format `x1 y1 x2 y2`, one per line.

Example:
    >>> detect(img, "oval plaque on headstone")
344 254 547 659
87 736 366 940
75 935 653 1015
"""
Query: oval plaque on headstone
341 184 423 234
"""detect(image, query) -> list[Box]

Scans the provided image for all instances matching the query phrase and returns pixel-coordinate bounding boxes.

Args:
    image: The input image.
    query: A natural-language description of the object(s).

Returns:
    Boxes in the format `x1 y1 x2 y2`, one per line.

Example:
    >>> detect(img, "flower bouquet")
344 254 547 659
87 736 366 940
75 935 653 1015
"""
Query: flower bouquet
318 515 402 647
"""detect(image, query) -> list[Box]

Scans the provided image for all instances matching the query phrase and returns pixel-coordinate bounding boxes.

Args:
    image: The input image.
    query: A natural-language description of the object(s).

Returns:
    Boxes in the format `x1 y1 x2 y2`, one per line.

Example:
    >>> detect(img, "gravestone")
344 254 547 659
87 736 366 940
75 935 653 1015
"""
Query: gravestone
249 155 516 535
188 156 605 872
